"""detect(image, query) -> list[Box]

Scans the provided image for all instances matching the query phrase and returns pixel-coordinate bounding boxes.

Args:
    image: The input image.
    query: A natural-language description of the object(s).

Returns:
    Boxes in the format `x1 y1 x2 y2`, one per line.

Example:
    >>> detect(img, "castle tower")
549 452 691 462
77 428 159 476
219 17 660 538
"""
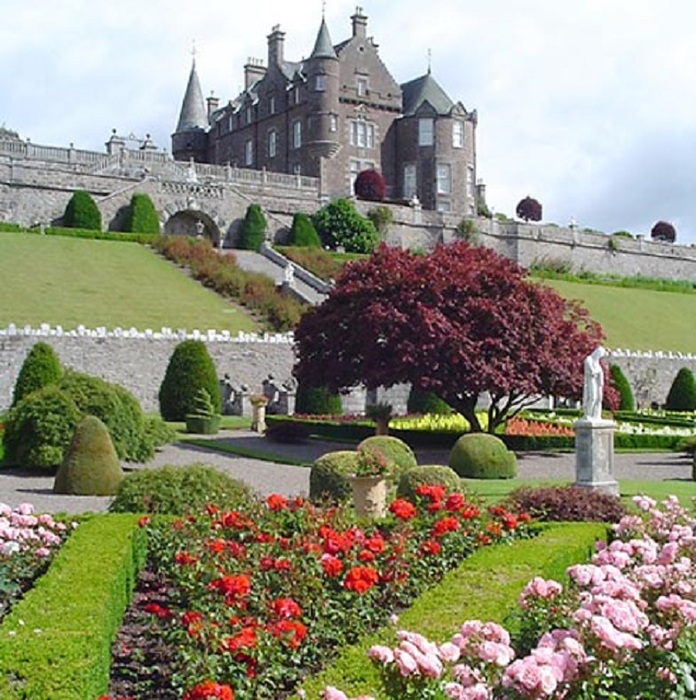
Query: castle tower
172 59 209 162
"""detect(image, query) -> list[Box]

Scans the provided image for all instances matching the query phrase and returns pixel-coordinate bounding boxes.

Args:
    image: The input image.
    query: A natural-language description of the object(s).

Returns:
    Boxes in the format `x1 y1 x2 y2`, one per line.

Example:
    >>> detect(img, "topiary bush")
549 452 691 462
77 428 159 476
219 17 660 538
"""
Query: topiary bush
185 388 221 435
515 196 542 222
354 169 386 202
159 339 222 421
239 203 267 251
124 193 160 234
294 383 343 416
312 198 379 253
287 212 321 247
650 220 676 243
2 386 82 469
406 387 452 415
357 435 417 481
396 465 463 500
609 364 635 412
11 341 63 407
448 433 517 479
53 415 124 495
109 464 253 515
63 190 101 230
309 450 359 503
505 485 626 523
665 367 696 412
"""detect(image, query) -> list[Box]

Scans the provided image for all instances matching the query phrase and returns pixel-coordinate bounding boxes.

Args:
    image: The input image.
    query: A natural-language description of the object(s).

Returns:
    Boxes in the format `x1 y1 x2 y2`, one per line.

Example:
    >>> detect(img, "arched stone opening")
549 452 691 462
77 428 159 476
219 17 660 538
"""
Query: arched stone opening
163 210 221 246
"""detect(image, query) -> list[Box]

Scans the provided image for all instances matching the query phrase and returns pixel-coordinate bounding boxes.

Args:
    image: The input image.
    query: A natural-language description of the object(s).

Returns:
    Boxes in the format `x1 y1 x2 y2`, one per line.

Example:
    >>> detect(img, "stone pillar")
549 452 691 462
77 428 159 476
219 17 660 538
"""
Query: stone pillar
574 419 619 496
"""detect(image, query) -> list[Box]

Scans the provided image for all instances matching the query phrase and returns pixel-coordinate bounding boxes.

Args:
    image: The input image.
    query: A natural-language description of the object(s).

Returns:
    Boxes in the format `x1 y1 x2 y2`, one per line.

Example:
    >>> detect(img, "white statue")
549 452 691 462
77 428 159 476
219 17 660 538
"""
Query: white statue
582 346 607 420
283 262 295 285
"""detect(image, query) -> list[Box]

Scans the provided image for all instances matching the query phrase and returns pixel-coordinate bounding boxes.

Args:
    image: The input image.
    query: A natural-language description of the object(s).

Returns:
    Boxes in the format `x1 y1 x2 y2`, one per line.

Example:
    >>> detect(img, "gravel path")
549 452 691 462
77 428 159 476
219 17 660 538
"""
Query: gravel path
0 431 692 515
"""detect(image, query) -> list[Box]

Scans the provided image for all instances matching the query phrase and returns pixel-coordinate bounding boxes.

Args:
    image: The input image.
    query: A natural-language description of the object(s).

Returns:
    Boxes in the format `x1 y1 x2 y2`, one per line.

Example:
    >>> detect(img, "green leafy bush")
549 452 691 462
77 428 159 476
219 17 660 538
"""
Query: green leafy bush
312 198 379 253
367 205 393 236
142 415 178 450
109 464 253 515
11 341 63 407
2 386 81 469
449 433 517 479
609 364 635 411
287 212 321 247
159 339 222 421
357 435 417 480
124 193 160 234
396 465 463 500
295 383 343 416
309 451 359 503
239 203 267 251
406 387 452 415
666 367 696 411
53 415 124 495
62 190 101 230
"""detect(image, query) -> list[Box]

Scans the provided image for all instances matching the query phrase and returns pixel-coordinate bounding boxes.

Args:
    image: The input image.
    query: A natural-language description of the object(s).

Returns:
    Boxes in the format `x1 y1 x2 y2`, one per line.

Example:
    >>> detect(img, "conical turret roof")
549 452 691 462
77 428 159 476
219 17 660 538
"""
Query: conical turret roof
310 18 337 59
175 60 208 132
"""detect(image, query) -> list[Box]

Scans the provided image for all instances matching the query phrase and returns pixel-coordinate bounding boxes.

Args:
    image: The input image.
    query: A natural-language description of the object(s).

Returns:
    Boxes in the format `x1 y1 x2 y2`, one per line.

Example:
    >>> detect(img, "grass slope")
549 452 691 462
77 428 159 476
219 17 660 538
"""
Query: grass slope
539 278 696 353
0 233 258 333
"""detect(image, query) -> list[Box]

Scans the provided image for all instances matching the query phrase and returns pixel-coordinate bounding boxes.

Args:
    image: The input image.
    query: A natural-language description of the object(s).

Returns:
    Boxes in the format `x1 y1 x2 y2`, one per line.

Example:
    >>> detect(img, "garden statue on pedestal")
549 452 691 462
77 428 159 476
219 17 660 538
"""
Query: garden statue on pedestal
582 346 607 421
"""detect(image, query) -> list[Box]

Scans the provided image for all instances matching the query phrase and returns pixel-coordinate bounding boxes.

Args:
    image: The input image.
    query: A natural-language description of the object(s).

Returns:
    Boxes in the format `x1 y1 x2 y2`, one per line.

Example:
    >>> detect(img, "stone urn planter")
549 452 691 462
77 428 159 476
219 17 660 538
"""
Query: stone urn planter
348 475 387 519
250 395 268 433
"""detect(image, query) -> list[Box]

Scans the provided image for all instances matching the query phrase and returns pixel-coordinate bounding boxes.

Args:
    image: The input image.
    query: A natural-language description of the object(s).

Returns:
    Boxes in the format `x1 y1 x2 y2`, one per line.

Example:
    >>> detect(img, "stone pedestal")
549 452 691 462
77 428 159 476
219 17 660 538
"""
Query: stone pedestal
574 419 619 496
251 403 267 433
348 475 387 519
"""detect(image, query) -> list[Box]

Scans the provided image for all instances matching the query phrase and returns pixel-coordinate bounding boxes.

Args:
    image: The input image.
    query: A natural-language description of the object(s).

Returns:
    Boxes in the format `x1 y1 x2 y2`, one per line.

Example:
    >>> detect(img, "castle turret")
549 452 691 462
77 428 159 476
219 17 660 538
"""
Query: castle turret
171 59 209 162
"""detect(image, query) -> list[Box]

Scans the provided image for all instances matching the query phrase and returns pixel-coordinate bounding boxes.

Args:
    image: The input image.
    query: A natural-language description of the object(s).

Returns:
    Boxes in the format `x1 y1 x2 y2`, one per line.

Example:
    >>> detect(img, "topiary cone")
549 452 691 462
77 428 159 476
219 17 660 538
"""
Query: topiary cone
54 415 124 495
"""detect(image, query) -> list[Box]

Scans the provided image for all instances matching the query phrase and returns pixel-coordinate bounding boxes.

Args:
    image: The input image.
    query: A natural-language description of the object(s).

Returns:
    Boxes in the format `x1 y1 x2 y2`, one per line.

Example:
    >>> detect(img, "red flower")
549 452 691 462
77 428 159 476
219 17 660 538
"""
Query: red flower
219 511 250 530
270 597 302 619
144 603 172 620
274 557 291 572
266 493 288 511
209 574 252 603
268 619 307 649
343 566 379 594
358 549 376 563
174 551 199 566
415 484 446 503
432 516 460 538
461 505 481 520
389 498 417 520
183 680 234 700
502 513 518 530
420 539 442 556
224 626 257 652
364 535 385 554
445 493 466 512
137 516 151 528
320 554 343 578
182 610 204 638
206 538 226 554
227 541 246 558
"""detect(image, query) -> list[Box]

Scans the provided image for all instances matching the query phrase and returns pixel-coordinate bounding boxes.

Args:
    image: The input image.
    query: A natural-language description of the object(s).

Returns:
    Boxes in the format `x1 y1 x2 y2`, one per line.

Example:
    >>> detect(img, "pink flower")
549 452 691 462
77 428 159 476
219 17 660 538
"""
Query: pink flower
367 645 394 664
323 687 348 700
439 641 461 663
394 648 418 676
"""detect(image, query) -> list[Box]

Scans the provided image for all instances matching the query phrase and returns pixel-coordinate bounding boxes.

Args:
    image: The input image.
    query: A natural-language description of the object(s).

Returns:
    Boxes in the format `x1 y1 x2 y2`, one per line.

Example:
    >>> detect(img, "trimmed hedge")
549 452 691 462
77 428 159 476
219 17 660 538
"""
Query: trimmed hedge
666 367 696 412
0 514 146 700
239 203 267 251
610 364 635 412
287 212 321 248
63 190 101 231
449 433 517 479
11 341 63 407
300 522 608 698
124 193 160 234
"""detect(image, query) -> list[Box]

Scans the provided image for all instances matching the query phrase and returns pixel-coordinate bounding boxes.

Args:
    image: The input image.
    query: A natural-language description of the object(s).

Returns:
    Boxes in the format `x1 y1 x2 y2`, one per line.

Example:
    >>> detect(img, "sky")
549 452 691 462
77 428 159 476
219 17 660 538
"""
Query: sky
2 0 696 245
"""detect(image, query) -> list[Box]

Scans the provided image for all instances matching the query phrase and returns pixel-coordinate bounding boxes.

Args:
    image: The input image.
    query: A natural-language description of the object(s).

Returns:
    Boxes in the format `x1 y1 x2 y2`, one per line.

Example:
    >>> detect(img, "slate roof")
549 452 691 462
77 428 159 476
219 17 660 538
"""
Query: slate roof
310 18 337 59
400 72 455 116
176 61 208 131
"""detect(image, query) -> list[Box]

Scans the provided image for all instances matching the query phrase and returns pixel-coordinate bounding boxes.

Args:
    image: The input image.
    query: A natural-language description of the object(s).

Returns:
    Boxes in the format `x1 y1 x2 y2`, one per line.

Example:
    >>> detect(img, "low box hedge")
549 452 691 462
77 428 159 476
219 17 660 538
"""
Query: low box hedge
0 514 146 700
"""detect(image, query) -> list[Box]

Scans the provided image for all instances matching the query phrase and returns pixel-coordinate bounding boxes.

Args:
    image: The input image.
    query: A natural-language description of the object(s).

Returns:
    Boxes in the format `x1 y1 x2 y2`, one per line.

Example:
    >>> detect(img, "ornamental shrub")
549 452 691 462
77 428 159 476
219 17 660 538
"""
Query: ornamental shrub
609 364 635 411
396 465 463 500
312 198 379 253
367 205 393 236
11 341 63 407
124 193 160 234
309 450 359 503
287 212 321 247
515 196 542 222
53 415 124 495
406 387 452 415
63 190 101 230
650 220 676 243
109 463 253 515
3 386 82 469
239 203 267 251
448 433 517 479
506 485 626 523
294 383 342 416
159 340 221 421
665 367 696 412
357 435 417 480
354 169 386 201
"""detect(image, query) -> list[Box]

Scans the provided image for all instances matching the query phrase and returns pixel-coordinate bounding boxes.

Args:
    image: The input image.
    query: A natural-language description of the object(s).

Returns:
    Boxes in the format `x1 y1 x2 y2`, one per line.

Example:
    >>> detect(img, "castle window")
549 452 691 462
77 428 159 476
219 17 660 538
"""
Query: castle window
269 95 276 115
453 121 464 148
244 139 253 166
330 114 338 132
437 201 451 212
418 118 434 146
294 86 301 104
437 164 451 195
349 159 361 192
292 119 302 149
268 129 278 158
315 74 326 91
466 165 475 199
228 115 233 132
246 106 253 124
357 77 368 96
404 164 417 199
350 120 375 148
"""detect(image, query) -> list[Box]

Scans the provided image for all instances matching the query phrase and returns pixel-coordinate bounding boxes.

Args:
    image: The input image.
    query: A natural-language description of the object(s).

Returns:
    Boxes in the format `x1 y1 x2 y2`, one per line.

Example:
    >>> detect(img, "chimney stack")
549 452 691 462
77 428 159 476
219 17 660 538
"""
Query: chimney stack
207 92 220 118
267 25 285 65
351 7 367 38
244 58 267 89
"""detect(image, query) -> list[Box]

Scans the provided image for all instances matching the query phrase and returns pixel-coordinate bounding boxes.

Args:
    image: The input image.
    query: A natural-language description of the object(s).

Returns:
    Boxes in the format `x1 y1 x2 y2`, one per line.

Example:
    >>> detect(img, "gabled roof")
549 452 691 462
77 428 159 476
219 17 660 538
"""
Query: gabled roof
310 18 337 59
176 60 208 132
400 72 455 116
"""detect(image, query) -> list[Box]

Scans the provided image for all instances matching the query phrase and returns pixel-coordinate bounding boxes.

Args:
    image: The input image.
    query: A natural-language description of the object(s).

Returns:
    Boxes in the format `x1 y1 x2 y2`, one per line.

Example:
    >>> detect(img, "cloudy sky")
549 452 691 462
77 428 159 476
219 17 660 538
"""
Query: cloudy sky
3 0 695 245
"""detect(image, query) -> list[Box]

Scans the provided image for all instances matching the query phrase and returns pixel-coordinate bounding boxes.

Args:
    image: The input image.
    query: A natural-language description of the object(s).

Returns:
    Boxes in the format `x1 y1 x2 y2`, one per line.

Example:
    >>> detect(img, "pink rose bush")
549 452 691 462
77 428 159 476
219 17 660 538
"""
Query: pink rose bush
326 495 696 698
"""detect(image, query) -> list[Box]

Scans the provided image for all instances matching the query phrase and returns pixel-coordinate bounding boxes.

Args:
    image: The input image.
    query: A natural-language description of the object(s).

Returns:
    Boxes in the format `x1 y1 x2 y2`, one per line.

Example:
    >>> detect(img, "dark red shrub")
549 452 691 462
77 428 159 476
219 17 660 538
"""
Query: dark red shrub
650 220 676 243
354 169 386 202
516 196 543 222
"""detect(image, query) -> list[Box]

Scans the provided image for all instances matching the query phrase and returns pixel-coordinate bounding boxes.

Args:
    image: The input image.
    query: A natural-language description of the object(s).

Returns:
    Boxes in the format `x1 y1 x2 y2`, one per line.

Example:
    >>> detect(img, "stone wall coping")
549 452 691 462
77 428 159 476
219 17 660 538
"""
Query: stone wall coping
609 348 696 360
0 323 294 344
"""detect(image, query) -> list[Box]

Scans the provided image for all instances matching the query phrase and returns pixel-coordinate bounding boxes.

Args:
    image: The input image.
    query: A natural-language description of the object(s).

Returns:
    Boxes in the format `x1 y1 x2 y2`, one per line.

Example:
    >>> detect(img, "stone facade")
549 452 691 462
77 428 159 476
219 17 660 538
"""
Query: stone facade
172 9 478 214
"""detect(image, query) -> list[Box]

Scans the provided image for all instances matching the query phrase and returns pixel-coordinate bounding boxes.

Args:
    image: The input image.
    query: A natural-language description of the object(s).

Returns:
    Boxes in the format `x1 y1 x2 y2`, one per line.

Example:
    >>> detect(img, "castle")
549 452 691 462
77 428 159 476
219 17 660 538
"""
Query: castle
171 7 479 214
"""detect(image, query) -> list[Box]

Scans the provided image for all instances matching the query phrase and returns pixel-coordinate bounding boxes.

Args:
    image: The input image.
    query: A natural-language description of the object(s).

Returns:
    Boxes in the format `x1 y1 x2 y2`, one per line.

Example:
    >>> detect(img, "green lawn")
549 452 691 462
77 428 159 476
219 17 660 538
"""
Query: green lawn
540 278 696 353
0 233 258 333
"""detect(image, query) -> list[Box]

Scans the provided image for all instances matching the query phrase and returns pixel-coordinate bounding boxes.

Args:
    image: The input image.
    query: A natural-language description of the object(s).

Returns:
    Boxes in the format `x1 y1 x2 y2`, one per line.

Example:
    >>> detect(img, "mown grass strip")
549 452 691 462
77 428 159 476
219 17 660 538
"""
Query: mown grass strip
300 522 607 699
180 437 310 466
0 514 146 700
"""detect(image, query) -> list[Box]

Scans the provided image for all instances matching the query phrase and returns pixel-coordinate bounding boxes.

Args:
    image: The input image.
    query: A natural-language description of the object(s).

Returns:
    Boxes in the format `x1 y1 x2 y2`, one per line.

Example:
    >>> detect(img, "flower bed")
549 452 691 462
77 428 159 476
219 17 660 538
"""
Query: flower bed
328 495 696 698
118 488 530 699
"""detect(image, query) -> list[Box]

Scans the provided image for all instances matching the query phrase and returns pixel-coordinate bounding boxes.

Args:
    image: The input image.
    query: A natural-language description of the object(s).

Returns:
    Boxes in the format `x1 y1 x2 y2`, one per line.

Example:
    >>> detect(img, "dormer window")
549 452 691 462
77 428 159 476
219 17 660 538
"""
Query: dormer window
315 74 326 91
357 77 368 96
269 95 276 115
